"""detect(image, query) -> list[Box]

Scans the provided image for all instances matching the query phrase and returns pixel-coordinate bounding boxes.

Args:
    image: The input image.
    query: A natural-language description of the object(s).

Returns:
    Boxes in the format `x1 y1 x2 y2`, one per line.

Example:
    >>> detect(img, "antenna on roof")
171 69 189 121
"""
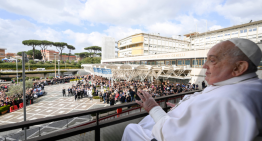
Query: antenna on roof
249 20 252 23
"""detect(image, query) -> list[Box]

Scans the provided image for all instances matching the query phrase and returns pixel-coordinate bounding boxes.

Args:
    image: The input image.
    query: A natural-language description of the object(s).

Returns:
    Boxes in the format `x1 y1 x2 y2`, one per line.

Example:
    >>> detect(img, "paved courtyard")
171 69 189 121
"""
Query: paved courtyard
0 82 107 140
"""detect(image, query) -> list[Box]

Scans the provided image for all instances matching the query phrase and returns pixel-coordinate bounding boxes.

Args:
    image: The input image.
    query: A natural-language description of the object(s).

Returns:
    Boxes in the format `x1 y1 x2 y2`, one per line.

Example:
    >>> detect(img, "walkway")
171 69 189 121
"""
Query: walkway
0 82 107 140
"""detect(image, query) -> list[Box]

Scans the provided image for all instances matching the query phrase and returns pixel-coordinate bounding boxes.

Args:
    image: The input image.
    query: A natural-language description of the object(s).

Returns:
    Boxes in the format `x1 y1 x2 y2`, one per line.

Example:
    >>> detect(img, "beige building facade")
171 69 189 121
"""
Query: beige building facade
100 20 262 86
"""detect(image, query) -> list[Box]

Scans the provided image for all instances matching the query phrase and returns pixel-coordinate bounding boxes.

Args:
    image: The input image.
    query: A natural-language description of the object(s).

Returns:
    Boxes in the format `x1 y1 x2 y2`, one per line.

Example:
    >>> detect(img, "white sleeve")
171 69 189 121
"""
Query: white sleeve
150 98 257 141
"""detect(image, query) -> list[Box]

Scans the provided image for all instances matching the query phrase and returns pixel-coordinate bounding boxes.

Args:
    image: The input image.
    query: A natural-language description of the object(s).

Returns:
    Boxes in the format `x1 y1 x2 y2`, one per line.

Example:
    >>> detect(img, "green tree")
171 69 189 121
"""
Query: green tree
84 46 101 56
75 52 94 58
81 57 101 64
25 80 34 89
17 52 24 56
7 83 23 97
26 49 42 59
39 40 53 62
67 45 75 61
22 40 41 60
53 42 68 61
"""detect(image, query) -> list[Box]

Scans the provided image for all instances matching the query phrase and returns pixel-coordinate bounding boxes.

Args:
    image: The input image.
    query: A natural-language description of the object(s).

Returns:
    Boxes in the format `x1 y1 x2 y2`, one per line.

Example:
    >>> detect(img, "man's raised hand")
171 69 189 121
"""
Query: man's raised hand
136 91 159 113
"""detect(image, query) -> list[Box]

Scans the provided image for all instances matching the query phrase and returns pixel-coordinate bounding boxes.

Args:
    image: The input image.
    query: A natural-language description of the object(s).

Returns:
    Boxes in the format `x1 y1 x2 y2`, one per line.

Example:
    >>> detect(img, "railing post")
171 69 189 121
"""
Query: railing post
95 112 100 141
164 98 168 112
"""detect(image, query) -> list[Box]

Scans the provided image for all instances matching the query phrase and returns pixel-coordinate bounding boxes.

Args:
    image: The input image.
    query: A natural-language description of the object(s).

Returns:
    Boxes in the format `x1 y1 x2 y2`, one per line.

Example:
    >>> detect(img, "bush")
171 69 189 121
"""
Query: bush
66 60 71 64
29 60 35 64
48 76 54 79
93 96 100 99
35 77 40 80
38 61 44 64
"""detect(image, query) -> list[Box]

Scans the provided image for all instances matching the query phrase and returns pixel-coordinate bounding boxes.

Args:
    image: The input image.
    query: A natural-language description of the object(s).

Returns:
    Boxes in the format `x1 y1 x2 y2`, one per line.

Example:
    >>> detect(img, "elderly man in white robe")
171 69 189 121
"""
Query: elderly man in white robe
122 38 262 141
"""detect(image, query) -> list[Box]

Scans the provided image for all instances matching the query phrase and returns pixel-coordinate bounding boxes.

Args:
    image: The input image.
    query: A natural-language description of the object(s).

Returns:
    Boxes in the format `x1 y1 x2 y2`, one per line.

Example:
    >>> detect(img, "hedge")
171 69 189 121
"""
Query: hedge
93 96 100 99
0 63 81 70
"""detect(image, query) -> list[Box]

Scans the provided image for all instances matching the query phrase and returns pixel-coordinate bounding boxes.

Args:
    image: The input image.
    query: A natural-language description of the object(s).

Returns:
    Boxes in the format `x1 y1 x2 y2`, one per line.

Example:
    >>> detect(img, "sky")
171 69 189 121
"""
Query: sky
0 0 261 54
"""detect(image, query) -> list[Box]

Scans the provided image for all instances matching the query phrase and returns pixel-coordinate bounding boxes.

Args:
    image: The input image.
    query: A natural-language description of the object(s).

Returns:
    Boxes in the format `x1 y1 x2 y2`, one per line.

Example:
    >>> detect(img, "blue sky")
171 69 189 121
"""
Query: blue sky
0 0 261 54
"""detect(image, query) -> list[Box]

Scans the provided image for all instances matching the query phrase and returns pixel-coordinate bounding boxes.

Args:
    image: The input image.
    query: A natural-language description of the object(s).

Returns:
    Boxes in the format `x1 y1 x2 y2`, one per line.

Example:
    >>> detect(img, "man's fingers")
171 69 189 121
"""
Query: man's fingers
166 102 176 107
136 100 143 107
137 92 146 102
141 91 151 99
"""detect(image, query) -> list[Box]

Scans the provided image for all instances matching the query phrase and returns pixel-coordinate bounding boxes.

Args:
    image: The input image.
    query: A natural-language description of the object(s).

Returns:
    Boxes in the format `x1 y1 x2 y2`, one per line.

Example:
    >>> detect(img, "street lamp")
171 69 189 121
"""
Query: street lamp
16 57 18 84
54 53 57 77
58 60 60 78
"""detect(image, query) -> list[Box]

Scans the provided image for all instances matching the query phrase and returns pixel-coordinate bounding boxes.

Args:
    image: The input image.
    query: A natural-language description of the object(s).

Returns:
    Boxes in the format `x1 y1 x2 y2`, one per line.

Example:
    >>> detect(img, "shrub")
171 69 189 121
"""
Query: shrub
93 96 100 99
35 77 40 80
38 61 44 64
49 76 54 79
29 60 35 64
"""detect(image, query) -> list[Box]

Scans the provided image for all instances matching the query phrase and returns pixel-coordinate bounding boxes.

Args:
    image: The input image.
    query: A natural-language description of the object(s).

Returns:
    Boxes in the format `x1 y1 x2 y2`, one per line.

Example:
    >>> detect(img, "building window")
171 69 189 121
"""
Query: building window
249 29 253 32
171 60 176 65
244 29 247 33
253 28 257 31
185 60 190 65
240 30 243 33
165 61 170 65
141 61 147 65
156 61 164 66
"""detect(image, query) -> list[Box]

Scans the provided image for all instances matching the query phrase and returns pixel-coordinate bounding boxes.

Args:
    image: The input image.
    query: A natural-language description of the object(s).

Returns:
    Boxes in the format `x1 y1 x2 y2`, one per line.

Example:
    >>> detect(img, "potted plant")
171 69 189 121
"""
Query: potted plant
0 105 11 115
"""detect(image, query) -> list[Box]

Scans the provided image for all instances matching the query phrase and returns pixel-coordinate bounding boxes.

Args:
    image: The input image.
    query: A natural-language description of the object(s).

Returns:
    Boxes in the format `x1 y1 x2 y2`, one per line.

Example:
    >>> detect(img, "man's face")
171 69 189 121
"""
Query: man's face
203 41 235 85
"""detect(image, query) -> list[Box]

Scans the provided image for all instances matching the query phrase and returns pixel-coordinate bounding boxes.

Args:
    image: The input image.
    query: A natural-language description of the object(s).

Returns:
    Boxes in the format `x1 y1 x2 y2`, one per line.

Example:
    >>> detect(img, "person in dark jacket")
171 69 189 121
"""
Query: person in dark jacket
120 94 126 104
62 87 66 97
126 95 131 102
109 95 115 106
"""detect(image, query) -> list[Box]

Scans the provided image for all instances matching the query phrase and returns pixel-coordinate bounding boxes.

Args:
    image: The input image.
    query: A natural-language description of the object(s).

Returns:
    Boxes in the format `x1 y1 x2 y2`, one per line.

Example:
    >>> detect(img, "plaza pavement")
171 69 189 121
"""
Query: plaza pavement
0 82 107 140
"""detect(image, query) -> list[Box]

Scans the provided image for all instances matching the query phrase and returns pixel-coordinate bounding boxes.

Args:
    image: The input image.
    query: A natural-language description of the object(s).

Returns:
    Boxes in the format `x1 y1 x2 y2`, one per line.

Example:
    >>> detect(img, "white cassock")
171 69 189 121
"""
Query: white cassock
122 73 262 141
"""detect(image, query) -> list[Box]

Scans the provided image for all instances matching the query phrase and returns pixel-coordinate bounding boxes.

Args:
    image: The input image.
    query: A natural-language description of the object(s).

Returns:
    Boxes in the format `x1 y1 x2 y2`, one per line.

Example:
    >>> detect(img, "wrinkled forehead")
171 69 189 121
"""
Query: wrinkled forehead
207 41 235 58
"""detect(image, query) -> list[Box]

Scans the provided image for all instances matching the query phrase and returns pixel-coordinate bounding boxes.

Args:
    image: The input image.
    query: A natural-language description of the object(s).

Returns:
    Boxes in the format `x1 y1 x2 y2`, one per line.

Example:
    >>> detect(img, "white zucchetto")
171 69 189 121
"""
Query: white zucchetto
228 38 262 67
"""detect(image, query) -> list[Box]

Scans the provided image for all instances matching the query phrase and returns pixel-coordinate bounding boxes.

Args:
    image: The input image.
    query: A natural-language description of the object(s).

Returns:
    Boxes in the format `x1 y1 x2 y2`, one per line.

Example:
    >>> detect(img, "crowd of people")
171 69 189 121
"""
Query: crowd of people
0 75 81 110
62 74 202 106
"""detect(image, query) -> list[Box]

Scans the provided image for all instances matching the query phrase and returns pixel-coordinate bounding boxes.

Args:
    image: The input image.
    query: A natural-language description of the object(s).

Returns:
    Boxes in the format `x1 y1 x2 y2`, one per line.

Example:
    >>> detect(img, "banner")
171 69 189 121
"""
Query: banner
102 68 112 74
93 67 97 72
97 68 102 74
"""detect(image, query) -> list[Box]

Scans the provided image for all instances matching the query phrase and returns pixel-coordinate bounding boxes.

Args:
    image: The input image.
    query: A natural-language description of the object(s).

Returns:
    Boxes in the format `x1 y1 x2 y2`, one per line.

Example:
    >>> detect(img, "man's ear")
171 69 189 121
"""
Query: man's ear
231 61 248 76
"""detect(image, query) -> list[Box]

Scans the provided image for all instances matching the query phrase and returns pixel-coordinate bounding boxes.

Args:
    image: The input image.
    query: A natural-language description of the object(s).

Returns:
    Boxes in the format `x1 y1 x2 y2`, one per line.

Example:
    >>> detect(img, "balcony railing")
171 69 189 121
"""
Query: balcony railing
0 91 200 141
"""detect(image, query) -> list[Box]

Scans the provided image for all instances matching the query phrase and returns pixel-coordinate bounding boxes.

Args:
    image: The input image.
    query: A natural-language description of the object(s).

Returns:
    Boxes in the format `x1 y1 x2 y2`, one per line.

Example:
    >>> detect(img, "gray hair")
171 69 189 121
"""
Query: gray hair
223 45 257 74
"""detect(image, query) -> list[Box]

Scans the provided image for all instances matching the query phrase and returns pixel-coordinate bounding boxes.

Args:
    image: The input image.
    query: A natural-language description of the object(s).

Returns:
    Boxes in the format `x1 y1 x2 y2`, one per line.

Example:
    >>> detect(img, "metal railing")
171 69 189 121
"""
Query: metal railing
0 90 200 141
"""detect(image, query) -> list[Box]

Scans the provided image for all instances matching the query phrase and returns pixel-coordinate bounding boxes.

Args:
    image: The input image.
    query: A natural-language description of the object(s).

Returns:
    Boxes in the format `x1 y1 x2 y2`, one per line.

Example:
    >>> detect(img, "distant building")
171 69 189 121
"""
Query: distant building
42 50 60 61
60 55 76 62
5 52 16 59
0 48 6 59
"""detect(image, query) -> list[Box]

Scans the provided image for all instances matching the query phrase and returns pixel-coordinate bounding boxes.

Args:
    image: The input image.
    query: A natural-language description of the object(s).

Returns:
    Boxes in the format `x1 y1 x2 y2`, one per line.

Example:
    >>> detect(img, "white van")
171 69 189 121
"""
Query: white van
36 68 46 71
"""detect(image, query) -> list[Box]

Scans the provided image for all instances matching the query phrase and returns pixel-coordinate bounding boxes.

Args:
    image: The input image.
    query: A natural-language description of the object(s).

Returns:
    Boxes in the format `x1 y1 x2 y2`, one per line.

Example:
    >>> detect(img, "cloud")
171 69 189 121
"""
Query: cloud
105 26 143 40
34 28 61 42
146 15 218 37
209 25 223 31
215 0 262 25
63 29 106 52
0 18 62 53
80 0 223 26
0 0 84 25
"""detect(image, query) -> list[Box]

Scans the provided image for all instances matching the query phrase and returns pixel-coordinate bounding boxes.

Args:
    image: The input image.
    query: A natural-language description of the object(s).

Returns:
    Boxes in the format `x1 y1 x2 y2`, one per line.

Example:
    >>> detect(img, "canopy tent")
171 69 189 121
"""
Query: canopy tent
81 64 192 81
